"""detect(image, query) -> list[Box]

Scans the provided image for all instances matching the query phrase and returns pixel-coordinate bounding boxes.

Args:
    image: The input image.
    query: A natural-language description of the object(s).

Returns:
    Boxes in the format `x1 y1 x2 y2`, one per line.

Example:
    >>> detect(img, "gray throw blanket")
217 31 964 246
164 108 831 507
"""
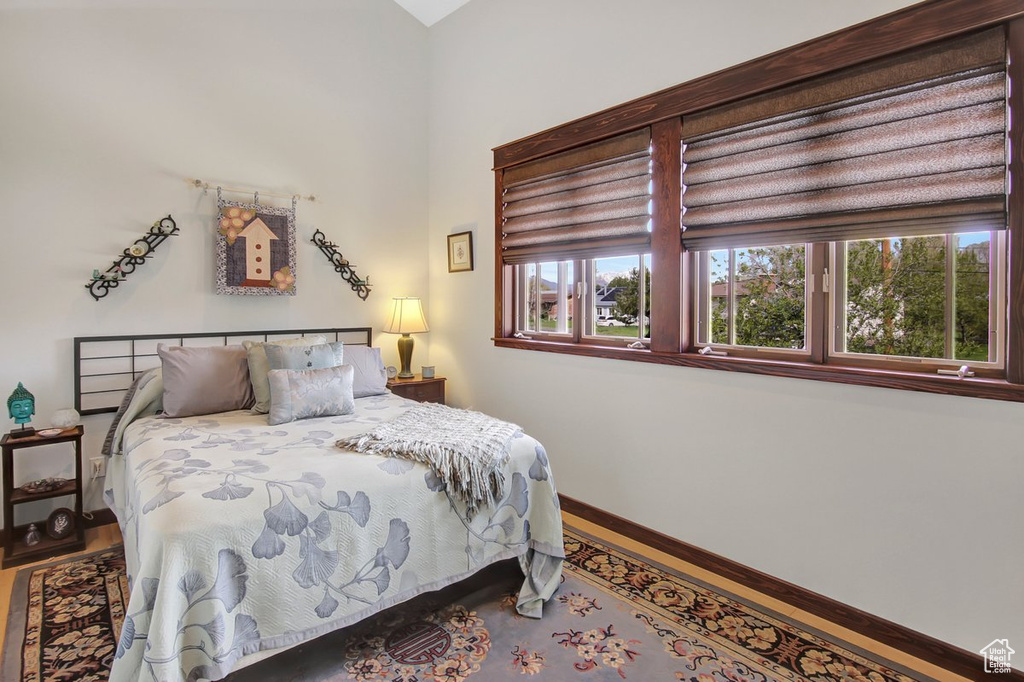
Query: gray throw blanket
337 403 522 514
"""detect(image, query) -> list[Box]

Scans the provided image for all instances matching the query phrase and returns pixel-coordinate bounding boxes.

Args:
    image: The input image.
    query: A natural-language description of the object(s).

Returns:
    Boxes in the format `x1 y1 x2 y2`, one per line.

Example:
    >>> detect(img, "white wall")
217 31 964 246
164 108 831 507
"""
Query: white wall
426 0 1023 660
2 0 1020 664
0 1 429 521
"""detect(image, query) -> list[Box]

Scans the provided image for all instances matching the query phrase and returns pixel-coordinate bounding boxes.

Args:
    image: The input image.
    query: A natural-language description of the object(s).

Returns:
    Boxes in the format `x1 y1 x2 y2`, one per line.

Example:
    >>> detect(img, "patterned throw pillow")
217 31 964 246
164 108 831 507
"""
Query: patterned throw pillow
265 342 344 372
266 364 355 425
243 335 328 414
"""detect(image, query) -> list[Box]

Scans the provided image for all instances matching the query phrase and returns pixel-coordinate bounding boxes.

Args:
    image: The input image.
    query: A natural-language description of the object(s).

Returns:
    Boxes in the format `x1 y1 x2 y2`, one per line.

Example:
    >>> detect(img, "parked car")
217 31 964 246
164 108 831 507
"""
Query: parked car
597 316 627 327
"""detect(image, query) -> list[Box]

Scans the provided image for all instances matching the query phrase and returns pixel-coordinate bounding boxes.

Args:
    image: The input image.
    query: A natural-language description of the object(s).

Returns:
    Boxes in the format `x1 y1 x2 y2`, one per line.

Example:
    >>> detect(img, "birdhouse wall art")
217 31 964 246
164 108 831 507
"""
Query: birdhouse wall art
216 196 297 296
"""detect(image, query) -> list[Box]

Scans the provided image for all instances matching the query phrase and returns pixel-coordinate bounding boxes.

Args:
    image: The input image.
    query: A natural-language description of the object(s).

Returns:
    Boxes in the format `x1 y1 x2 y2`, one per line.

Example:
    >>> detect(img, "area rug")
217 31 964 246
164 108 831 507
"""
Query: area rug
2 530 933 682
2 546 127 682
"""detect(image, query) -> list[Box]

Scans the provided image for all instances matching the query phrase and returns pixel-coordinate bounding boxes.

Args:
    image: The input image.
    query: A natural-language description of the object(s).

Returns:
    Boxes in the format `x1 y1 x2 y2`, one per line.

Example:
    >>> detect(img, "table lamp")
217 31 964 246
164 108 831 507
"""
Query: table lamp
383 297 429 378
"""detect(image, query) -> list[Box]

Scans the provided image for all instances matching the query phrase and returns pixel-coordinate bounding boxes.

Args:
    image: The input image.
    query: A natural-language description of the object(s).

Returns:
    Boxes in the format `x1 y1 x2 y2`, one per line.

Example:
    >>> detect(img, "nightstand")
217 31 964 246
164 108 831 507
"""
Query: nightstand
2 425 86 568
387 374 446 404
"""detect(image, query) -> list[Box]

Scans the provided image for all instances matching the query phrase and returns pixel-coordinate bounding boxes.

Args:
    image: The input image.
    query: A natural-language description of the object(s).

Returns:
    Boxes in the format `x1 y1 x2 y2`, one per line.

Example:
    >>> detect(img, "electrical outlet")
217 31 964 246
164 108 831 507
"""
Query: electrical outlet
90 457 107 479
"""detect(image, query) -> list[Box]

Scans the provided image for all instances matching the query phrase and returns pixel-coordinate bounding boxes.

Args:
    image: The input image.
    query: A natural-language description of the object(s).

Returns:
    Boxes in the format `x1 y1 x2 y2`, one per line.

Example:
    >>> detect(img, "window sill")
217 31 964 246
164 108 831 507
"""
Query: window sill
492 336 1024 402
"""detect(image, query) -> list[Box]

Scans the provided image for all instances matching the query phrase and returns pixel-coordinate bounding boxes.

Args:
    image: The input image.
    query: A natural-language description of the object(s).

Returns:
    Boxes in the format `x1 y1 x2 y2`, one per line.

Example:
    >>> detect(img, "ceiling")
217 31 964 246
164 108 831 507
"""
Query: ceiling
392 0 472 27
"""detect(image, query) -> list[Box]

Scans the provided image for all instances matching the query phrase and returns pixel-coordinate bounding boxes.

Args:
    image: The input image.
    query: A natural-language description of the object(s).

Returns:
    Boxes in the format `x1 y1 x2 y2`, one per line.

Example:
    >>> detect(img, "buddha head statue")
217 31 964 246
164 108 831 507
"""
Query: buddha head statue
7 382 35 426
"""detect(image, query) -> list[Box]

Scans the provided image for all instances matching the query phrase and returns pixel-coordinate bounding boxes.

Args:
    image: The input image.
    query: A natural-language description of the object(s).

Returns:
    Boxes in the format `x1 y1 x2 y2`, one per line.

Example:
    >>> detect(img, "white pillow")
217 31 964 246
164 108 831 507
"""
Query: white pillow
344 346 388 398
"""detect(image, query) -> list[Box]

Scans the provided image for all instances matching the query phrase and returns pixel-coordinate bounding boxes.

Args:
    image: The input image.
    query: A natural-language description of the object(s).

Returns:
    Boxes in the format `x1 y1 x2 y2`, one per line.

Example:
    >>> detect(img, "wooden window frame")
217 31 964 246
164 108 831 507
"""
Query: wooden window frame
493 0 1024 402
511 254 653 349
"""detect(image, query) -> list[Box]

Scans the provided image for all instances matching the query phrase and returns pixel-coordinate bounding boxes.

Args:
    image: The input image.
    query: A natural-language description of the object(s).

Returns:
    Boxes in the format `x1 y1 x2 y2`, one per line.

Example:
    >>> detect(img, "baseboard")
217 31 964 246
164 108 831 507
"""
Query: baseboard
559 494 1017 682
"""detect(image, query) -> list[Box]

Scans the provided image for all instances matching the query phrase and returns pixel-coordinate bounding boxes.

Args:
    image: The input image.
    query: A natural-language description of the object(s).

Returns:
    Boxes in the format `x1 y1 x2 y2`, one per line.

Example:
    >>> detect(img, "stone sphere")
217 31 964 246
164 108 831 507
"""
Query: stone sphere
51 408 80 429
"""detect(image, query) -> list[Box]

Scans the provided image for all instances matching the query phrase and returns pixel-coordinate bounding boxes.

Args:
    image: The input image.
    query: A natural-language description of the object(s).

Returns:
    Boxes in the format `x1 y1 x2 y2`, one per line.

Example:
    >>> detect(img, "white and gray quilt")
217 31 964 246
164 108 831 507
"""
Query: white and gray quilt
104 392 564 682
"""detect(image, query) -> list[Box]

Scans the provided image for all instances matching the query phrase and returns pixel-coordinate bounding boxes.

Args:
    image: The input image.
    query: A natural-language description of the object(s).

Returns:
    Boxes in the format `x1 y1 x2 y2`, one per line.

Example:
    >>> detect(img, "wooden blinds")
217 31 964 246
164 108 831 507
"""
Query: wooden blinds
500 128 652 263
680 29 1007 250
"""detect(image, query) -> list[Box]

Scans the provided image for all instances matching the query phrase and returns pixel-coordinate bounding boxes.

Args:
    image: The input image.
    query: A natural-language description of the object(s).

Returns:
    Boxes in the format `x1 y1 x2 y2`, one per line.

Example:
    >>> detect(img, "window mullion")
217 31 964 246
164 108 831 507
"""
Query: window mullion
809 242 828 364
727 249 736 345
536 261 544 329
557 261 569 334
946 233 956 360
637 255 646 340
574 260 585 343
990 233 1003 364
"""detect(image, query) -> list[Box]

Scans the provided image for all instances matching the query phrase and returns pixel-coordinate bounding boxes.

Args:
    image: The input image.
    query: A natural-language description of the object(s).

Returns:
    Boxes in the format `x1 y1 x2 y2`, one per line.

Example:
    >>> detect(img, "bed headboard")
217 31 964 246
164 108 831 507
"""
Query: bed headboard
73 327 372 415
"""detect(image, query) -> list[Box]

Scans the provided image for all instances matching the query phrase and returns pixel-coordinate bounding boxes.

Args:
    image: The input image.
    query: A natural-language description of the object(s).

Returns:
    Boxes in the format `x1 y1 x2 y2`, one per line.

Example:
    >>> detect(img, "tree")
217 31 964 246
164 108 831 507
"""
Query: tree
711 246 805 348
847 236 944 358
612 267 651 334
733 246 806 348
954 243 990 361
844 235 989 360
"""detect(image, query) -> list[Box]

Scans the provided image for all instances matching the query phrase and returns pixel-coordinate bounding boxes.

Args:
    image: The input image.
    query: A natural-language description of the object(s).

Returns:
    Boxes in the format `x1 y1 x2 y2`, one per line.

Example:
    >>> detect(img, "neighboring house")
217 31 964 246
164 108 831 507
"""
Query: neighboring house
541 291 571 319
981 639 1015 673
594 285 625 320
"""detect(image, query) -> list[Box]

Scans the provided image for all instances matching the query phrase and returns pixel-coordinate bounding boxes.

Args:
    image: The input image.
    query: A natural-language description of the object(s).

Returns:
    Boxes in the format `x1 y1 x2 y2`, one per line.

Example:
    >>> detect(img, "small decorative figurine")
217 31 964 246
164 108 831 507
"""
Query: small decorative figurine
47 508 76 540
24 523 41 547
7 382 36 438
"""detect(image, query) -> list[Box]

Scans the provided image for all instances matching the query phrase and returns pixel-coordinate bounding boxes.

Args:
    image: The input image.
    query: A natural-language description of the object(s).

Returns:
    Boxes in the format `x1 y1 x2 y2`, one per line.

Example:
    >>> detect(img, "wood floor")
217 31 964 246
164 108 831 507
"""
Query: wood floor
0 514 966 681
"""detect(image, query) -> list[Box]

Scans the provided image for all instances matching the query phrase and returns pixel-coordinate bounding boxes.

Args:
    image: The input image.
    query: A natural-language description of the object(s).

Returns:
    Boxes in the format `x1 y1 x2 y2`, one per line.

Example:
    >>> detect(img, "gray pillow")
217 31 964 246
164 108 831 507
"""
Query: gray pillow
344 345 388 398
267 364 355 425
158 344 254 418
265 341 344 372
243 335 328 414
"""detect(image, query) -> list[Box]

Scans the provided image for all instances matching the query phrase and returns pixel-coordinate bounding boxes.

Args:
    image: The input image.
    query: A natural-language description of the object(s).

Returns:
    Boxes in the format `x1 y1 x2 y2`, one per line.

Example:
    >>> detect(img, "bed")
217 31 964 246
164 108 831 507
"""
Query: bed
75 328 564 682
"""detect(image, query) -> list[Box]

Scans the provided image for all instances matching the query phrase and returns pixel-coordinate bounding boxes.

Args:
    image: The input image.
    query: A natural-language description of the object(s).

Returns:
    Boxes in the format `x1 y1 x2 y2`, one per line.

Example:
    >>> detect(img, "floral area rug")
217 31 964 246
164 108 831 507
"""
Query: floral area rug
2 547 127 682
2 531 934 681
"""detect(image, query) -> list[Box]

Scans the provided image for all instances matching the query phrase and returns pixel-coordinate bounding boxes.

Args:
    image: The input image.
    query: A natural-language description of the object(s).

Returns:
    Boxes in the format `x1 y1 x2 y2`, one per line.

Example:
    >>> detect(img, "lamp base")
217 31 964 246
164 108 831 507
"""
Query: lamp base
397 334 415 378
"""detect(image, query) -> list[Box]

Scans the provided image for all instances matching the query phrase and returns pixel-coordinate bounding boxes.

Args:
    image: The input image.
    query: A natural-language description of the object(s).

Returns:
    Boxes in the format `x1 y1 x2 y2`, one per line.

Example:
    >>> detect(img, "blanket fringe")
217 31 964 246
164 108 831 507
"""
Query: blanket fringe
337 404 521 514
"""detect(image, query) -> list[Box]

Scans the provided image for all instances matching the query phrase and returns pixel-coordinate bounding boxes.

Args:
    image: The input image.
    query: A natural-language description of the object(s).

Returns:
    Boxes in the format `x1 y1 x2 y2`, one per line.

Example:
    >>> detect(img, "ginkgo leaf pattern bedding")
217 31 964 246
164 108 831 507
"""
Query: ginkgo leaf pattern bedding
103 392 564 682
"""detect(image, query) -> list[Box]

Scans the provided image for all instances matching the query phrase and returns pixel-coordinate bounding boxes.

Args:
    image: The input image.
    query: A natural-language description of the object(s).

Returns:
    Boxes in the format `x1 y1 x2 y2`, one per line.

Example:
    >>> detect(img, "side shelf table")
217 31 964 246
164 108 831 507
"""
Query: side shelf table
2 425 86 568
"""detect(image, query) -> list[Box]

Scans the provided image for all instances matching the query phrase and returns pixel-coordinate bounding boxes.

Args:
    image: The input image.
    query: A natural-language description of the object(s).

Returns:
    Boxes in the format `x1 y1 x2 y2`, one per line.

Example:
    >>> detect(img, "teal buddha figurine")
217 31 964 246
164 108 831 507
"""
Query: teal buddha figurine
7 382 36 436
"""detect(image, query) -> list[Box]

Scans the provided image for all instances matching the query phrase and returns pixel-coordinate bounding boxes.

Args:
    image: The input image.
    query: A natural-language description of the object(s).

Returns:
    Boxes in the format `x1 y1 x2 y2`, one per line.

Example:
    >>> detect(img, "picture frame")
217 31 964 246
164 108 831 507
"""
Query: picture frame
46 507 76 540
447 231 474 273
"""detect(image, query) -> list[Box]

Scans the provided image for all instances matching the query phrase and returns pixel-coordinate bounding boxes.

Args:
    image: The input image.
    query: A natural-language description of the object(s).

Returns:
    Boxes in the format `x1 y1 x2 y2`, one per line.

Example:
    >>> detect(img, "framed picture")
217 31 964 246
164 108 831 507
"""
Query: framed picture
46 507 76 540
216 198 297 296
447 231 474 273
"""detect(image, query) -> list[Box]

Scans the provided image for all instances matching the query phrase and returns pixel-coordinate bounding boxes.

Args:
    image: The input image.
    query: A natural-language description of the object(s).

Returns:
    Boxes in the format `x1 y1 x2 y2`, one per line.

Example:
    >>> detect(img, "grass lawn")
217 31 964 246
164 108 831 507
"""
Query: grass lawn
540 318 642 337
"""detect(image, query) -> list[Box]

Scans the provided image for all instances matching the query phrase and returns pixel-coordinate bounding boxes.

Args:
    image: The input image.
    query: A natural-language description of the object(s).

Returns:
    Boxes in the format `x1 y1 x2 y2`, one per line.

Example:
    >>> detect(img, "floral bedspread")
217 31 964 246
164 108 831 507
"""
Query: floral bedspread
104 393 564 682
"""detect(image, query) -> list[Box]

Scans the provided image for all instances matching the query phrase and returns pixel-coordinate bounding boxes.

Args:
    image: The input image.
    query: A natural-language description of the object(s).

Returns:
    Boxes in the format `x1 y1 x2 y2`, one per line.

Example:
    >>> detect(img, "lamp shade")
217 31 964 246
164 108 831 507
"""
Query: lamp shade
382 297 429 334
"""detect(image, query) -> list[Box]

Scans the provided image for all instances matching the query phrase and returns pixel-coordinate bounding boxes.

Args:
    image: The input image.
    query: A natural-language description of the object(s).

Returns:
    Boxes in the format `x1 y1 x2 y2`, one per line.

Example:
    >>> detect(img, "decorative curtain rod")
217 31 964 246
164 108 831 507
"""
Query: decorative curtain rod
187 178 317 202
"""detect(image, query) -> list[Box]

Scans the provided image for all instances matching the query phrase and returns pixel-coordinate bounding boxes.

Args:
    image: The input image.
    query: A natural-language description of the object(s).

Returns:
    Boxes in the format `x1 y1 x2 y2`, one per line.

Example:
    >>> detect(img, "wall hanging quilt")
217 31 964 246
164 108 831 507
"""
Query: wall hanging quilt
216 194 296 295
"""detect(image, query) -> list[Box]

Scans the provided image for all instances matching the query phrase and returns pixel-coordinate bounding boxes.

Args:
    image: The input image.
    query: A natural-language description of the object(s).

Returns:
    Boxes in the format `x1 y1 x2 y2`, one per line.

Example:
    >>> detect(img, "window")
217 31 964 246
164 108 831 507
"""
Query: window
689 232 1005 376
695 245 807 353
494 10 1024 402
832 231 1005 370
501 128 653 348
515 261 574 336
586 254 651 341
513 253 651 346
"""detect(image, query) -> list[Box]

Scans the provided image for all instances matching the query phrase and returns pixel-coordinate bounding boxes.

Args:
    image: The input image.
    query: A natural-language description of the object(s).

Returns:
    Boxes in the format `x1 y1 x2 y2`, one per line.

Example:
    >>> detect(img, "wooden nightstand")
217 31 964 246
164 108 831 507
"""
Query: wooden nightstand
387 374 446 404
2 425 86 568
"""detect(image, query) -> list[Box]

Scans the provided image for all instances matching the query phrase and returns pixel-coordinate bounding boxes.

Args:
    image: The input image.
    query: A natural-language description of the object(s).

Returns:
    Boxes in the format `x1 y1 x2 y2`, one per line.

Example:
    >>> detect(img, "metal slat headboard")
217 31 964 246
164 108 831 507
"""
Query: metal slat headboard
73 327 373 415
